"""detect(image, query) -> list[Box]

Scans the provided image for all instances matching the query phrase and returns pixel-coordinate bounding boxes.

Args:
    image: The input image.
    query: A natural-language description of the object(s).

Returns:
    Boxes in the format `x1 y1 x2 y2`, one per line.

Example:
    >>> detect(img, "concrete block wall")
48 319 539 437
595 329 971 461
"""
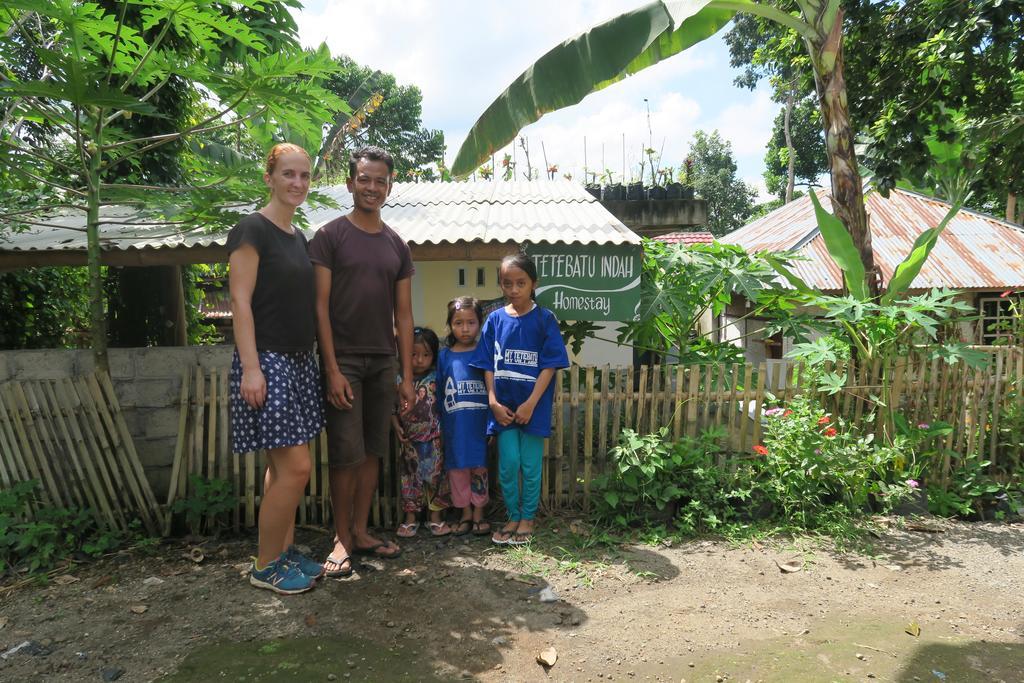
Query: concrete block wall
0 345 234 499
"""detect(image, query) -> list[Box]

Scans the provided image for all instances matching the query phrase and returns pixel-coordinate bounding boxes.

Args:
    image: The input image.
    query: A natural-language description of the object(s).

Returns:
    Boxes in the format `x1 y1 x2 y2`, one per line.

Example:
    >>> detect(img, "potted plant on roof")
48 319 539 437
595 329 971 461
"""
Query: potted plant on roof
584 167 602 198
602 169 625 200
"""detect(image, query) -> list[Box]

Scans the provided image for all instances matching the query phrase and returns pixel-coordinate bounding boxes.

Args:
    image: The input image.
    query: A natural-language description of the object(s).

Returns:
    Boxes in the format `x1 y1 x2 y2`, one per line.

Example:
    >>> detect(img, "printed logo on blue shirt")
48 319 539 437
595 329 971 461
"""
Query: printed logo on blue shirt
493 341 537 383
443 376 488 412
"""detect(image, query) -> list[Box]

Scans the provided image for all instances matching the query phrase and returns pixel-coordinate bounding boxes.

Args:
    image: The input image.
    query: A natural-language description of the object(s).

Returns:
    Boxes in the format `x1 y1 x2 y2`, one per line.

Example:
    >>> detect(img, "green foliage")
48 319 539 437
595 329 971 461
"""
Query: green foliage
171 475 235 536
927 453 1021 519
617 238 792 359
318 55 444 182
0 0 345 365
0 480 145 575
844 0 1024 215
559 320 601 355
594 426 752 533
763 97 825 199
757 397 917 527
0 267 90 349
686 130 758 236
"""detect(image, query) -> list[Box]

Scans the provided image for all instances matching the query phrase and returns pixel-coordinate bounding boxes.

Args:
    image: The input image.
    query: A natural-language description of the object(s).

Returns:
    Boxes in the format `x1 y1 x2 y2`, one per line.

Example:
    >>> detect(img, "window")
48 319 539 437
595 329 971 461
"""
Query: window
979 295 1017 344
476 267 486 286
457 268 466 287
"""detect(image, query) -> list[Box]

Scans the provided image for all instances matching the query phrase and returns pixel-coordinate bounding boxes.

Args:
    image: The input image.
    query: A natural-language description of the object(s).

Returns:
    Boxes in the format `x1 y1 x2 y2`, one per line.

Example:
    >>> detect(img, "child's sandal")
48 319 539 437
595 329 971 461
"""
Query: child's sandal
472 521 491 536
452 519 473 536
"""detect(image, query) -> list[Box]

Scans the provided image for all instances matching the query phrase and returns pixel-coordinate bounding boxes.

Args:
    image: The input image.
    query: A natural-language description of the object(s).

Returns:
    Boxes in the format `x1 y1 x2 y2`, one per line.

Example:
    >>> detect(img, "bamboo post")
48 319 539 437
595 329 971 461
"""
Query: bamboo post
636 365 648 431
622 366 630 430
206 369 217 482
219 368 229 481
989 351 1004 467
672 365 684 438
569 365 580 507
752 363 767 447
649 364 661 433
584 366 595 512
553 368 565 511
165 371 191 534
738 365 754 454
611 367 623 449
685 365 700 438
598 364 611 461
192 365 204 479
0 387 21 487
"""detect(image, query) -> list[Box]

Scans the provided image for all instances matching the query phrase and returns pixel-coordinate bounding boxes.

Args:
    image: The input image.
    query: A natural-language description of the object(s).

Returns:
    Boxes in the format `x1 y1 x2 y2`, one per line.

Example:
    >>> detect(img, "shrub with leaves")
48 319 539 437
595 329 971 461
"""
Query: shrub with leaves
0 480 143 576
594 426 753 533
755 396 918 526
171 475 235 536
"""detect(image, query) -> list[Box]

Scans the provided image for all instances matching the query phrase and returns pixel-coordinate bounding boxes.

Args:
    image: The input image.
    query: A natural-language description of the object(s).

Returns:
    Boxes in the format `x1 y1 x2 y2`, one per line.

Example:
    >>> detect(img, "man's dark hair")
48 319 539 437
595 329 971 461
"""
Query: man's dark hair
349 146 395 178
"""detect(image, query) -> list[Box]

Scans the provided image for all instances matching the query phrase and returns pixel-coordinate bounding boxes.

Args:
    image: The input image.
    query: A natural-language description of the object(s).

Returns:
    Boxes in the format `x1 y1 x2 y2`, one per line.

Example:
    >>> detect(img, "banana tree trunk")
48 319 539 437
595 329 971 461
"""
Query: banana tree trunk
803 6 879 297
1008 192 1018 224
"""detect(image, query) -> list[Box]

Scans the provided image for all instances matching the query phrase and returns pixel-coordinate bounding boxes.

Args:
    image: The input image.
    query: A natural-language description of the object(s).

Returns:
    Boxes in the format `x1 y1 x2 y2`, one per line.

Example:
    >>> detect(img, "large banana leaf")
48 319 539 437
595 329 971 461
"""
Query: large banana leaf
809 190 868 301
451 0 738 176
879 202 960 305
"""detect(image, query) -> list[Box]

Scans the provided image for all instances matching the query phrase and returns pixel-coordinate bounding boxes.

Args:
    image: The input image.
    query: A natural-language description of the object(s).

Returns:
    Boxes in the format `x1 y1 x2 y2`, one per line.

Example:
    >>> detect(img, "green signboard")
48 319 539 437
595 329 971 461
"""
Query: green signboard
524 243 642 321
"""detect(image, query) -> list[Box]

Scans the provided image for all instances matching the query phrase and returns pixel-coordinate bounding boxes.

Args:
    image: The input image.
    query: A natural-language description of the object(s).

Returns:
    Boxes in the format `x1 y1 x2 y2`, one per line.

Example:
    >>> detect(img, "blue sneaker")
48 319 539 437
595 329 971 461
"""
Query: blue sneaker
249 553 315 595
286 545 324 579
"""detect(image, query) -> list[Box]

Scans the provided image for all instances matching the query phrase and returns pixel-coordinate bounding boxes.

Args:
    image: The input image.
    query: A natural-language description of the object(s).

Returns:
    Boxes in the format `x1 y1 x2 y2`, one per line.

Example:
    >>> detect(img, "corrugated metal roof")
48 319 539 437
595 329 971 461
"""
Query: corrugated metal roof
0 180 639 256
721 187 1024 291
654 230 715 245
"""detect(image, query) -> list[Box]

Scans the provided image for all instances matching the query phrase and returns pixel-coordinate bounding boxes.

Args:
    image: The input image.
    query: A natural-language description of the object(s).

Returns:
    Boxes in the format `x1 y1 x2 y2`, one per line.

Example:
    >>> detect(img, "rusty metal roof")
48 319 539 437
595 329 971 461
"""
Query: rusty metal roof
0 180 639 257
653 230 715 245
721 187 1024 291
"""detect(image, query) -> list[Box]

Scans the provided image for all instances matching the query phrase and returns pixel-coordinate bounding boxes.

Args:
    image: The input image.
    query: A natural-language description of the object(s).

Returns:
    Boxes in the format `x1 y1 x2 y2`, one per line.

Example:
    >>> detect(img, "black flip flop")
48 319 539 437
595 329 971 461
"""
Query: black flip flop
452 519 473 536
323 553 354 578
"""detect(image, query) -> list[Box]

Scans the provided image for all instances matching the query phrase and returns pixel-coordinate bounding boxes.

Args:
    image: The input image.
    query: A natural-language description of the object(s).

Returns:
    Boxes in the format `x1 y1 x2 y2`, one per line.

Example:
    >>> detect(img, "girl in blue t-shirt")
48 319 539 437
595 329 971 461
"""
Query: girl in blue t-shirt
470 254 570 545
438 297 491 537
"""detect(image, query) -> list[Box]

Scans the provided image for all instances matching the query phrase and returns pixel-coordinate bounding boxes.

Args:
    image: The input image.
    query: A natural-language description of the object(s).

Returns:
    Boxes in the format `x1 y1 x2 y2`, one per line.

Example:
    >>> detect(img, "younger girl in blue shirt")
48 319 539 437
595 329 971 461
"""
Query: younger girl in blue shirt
471 253 569 545
438 297 491 536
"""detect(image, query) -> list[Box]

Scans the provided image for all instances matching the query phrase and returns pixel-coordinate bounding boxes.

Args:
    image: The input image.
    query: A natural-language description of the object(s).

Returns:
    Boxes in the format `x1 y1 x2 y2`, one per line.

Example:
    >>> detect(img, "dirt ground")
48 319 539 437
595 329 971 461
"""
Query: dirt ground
1 516 1022 682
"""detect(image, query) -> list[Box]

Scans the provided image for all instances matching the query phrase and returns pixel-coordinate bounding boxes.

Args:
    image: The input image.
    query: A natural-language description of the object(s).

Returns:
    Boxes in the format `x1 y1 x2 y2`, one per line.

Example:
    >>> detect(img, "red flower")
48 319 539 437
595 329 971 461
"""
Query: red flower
783 409 793 417
753 444 769 456
817 416 831 425
1000 290 1013 298
824 427 837 438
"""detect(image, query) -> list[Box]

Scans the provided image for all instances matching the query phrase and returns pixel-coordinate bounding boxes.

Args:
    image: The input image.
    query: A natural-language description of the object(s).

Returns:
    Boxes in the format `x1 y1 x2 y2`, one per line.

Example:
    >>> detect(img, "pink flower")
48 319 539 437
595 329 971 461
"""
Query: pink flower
906 479 920 489
765 407 784 417
917 423 930 429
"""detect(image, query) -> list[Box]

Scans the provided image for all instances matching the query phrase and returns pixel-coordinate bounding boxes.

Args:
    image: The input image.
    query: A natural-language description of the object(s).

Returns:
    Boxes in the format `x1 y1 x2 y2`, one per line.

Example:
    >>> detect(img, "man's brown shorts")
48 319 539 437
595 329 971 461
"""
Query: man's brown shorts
324 354 397 469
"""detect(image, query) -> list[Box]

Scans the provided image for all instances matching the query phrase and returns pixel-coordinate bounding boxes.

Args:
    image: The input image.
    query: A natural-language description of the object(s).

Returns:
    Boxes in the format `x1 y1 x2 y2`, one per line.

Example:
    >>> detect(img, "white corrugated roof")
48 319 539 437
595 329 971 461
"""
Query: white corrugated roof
0 180 639 256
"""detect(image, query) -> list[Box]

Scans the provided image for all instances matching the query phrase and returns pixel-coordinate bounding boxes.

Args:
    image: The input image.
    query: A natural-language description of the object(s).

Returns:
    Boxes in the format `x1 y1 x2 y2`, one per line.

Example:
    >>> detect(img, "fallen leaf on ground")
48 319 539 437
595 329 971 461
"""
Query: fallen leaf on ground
537 646 557 667
775 558 802 574
91 575 113 589
0 617 8 630
130 605 148 614
304 614 317 627
54 574 79 586
905 622 921 637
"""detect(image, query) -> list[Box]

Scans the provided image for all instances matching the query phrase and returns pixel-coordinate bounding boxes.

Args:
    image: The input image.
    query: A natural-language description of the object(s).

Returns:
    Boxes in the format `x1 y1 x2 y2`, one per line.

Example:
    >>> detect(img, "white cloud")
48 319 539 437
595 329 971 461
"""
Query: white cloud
715 87 779 158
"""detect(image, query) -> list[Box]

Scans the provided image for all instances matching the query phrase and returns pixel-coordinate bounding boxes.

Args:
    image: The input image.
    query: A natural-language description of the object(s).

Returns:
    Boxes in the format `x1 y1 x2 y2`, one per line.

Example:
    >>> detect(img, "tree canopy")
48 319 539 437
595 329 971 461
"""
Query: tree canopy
687 130 757 236
319 56 444 182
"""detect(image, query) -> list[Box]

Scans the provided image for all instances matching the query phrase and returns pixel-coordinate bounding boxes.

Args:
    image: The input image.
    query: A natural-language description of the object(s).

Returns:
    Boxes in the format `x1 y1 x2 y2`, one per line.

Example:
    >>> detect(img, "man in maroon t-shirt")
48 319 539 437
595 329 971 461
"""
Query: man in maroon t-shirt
310 146 415 573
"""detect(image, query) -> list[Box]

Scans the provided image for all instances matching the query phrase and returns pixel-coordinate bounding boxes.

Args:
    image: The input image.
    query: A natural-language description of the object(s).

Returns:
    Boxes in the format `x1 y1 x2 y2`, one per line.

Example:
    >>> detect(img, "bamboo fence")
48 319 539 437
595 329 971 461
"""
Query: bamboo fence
0 372 163 535
170 347 1024 530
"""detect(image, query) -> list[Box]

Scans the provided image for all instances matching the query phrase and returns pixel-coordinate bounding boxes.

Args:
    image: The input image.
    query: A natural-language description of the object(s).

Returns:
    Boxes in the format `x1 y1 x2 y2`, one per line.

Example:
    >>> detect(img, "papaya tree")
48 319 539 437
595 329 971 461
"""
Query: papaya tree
0 1 343 370
450 0 879 296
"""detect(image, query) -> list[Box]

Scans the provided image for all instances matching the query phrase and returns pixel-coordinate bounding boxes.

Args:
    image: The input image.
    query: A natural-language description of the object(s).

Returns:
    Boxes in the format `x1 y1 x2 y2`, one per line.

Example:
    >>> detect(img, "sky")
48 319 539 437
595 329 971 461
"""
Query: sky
293 0 781 199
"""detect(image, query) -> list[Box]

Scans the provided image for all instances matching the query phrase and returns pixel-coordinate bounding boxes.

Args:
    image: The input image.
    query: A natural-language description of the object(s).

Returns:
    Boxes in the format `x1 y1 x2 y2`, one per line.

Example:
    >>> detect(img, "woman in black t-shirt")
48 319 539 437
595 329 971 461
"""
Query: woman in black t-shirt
227 143 325 595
